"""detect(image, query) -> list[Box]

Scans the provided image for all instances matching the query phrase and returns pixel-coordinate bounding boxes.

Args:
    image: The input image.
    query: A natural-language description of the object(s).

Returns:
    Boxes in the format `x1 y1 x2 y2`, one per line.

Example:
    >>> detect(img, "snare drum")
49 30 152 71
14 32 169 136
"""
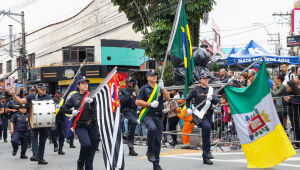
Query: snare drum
30 100 56 128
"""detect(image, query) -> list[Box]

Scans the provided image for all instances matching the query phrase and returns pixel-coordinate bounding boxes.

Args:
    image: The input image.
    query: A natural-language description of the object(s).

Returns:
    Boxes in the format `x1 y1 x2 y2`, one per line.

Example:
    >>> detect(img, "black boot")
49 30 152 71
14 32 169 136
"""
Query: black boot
129 148 138 156
202 151 213 165
12 150 17 156
30 154 39 161
146 151 155 162
4 139 7 143
203 150 214 159
70 142 76 148
20 155 28 159
38 158 48 165
153 165 163 170
203 159 213 165
169 140 177 147
58 147 65 155
53 142 58 152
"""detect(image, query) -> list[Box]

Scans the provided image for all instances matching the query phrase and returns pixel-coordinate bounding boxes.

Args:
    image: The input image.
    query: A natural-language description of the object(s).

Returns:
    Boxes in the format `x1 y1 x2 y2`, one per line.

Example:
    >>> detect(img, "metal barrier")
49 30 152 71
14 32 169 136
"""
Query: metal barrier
120 95 300 151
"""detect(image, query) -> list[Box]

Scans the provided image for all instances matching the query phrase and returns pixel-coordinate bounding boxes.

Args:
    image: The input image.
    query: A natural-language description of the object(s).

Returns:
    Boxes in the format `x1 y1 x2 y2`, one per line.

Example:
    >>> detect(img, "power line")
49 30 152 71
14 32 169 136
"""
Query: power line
34 0 192 59
6 0 40 11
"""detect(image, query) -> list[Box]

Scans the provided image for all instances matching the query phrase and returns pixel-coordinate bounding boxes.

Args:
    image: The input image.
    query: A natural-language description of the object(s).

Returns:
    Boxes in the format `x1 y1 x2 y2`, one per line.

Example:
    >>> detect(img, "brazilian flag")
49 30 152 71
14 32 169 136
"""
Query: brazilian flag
167 0 194 97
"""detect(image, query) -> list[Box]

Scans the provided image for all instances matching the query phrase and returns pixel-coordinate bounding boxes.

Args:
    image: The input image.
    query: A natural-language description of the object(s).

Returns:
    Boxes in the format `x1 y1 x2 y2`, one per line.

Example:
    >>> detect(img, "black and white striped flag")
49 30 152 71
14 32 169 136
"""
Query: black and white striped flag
94 72 124 170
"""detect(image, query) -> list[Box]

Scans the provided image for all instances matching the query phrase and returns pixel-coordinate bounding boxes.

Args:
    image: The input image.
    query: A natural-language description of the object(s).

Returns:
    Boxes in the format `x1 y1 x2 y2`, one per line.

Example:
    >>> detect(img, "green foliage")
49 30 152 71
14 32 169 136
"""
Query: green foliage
209 62 219 72
157 61 175 86
111 0 216 61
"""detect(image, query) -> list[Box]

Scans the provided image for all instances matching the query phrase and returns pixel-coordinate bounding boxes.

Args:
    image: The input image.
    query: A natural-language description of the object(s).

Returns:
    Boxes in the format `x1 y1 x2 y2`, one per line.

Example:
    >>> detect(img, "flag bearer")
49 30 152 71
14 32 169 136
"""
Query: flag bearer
136 69 170 170
61 76 100 170
10 104 30 159
185 73 218 165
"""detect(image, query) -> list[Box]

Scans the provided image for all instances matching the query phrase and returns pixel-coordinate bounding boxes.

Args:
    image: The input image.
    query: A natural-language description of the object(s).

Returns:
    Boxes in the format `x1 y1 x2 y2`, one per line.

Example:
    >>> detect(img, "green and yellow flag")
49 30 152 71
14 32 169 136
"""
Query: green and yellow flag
167 0 194 97
225 60 296 168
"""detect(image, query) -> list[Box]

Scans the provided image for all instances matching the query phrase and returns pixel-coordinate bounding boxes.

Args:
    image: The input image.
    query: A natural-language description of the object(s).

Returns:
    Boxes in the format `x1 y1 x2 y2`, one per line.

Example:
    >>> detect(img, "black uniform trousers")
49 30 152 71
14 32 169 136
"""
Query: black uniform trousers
143 115 163 166
11 131 28 155
0 117 8 140
198 114 213 152
31 128 49 159
75 123 100 170
50 119 65 147
124 110 137 146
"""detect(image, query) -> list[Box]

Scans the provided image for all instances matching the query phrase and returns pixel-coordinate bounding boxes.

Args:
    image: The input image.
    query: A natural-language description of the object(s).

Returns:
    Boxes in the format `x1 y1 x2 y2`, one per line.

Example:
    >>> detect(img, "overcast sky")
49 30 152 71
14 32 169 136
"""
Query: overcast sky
0 0 296 55
212 0 294 55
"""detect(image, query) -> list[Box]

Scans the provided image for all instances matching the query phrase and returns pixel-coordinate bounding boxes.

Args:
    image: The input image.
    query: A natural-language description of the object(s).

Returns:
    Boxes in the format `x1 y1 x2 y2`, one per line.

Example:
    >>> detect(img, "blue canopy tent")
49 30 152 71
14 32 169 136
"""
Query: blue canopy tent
216 47 239 65
227 40 299 65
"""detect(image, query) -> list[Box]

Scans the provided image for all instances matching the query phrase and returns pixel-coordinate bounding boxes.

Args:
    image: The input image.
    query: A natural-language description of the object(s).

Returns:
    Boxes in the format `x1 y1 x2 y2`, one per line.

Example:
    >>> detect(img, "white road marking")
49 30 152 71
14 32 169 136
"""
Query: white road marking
164 155 300 168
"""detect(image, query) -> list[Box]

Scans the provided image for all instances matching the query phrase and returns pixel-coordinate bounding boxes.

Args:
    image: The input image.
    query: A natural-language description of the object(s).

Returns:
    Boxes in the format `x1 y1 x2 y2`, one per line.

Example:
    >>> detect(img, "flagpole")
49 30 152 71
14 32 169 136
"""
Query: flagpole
193 56 266 110
156 0 183 100
61 58 87 99
55 58 88 115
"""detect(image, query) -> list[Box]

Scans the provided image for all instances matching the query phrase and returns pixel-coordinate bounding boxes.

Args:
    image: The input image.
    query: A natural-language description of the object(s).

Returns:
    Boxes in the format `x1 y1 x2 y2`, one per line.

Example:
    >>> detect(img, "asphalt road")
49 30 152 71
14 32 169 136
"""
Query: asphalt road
0 135 300 170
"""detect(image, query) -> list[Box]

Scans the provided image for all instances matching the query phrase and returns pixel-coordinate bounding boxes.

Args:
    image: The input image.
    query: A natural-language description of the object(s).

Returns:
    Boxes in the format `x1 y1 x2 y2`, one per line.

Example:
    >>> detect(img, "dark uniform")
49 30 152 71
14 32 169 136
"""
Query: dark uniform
0 98 9 142
186 73 218 165
119 77 138 156
50 93 65 155
136 70 165 168
11 104 30 159
25 84 52 164
61 77 100 170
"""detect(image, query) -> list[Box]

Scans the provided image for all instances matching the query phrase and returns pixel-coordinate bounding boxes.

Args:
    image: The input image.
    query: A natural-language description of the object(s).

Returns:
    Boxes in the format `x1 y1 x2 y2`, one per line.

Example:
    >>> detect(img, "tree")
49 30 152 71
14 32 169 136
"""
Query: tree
157 61 175 86
111 0 216 61
209 62 219 72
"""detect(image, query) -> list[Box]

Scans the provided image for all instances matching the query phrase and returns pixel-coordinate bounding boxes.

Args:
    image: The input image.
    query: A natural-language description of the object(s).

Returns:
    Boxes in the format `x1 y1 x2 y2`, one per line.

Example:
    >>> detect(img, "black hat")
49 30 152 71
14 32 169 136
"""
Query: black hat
55 90 62 94
19 104 27 108
37 83 47 90
1 95 6 99
78 76 89 83
200 44 208 48
126 77 134 82
146 69 158 77
30 87 36 91
198 72 210 79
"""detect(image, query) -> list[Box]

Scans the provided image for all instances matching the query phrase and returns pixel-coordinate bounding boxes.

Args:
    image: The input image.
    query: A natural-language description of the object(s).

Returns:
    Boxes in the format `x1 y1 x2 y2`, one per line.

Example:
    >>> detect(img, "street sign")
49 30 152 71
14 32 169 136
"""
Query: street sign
287 35 300 47
292 8 300 34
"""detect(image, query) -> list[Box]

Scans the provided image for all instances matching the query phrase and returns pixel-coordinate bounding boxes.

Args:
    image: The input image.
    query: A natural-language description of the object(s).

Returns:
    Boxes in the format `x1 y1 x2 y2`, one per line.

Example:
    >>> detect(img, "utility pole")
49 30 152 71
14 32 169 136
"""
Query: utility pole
21 11 28 92
0 10 28 92
273 12 294 56
268 33 281 56
9 25 13 58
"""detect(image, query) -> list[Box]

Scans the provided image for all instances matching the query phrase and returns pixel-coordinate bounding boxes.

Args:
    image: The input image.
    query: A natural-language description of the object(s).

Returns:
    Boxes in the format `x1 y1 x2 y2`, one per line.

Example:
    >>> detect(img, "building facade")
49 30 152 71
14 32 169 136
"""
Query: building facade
0 0 144 94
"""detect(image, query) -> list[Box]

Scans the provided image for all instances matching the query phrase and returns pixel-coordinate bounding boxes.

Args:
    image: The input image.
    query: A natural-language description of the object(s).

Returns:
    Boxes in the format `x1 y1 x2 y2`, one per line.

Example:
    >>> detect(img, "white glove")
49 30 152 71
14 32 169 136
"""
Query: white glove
158 80 165 89
72 110 79 117
150 100 159 108
187 108 193 115
207 95 212 101
56 104 61 109
85 97 93 104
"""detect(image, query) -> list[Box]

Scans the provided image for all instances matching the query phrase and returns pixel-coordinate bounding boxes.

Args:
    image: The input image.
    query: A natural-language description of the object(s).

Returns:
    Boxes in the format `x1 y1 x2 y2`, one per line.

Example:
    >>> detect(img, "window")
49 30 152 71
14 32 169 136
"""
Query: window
6 60 12 73
0 63 2 74
28 53 35 68
213 29 221 46
62 46 94 63
16 58 22 69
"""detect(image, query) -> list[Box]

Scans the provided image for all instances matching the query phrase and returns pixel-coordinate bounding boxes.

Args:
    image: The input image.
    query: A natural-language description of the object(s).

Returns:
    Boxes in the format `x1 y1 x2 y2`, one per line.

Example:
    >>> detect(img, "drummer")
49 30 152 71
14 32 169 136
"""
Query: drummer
9 83 52 165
